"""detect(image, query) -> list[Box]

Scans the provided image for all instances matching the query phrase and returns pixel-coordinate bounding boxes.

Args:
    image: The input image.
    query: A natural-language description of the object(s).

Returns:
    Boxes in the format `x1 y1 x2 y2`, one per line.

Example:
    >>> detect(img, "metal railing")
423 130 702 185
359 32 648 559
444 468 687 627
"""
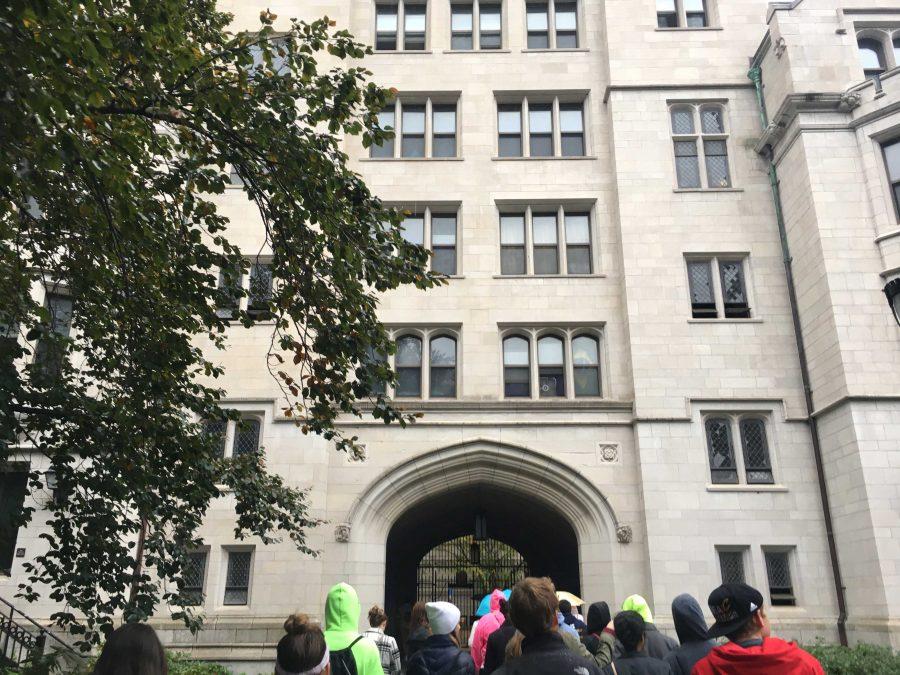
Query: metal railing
0 595 84 669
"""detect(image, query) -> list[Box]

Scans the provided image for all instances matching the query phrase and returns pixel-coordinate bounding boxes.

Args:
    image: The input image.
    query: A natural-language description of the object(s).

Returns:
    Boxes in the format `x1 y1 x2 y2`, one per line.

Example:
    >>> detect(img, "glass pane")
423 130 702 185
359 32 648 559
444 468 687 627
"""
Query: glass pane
433 107 456 134
574 366 600 396
533 214 557 244
225 551 251 602
674 142 701 188
530 135 552 157
501 215 525 244
433 136 456 157
719 260 746 303
233 419 260 456
684 0 705 10
498 107 522 133
534 247 558 274
555 2 577 31
719 551 745 584
740 418 773 484
687 260 714 304
538 367 564 397
376 6 398 31
452 4 473 30
657 0 676 10
706 418 737 484
895 38 900 66
537 336 563 365
528 33 549 48
560 106 583 133
526 3 549 30
396 368 422 396
481 32 502 49
885 140 900 182
183 551 207 605
686 12 706 27
858 40 884 71
499 136 522 157
378 109 395 131
480 4 501 31
396 336 422 366
405 5 426 32
529 105 552 134
671 108 695 134
700 107 724 134
376 35 397 50
433 248 456 276
565 213 590 243
430 336 456 365
248 264 273 309
452 34 474 49
47 295 73 337
432 215 457 245
430 367 456 397
572 336 598 364
401 215 424 245
504 367 530 397
567 246 591 274
501 247 525 275
503 337 529 366
705 152 731 188
402 136 425 157
561 134 584 156
203 420 228 457
402 106 425 134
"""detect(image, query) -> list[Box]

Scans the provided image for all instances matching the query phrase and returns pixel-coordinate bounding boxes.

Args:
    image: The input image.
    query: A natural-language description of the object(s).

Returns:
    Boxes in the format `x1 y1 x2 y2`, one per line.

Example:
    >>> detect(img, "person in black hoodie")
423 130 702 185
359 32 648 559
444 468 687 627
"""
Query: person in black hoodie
581 601 615 669
603 612 672 675
662 594 713 675
483 598 517 675
407 602 475 675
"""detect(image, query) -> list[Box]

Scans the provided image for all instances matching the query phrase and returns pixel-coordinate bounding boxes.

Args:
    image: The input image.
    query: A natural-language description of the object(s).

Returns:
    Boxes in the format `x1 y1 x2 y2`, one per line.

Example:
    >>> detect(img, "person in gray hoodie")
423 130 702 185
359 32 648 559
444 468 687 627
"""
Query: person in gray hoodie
662 594 714 675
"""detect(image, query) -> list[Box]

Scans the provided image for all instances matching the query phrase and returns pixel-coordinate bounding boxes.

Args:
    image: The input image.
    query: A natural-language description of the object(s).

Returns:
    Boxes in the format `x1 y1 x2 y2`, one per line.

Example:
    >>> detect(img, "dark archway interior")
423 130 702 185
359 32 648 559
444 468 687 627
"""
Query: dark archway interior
385 483 580 646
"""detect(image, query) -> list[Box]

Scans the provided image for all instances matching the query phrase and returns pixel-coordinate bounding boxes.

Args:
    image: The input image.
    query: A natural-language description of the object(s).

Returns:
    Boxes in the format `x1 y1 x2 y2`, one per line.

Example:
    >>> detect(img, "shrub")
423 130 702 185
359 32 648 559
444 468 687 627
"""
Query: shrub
804 642 900 674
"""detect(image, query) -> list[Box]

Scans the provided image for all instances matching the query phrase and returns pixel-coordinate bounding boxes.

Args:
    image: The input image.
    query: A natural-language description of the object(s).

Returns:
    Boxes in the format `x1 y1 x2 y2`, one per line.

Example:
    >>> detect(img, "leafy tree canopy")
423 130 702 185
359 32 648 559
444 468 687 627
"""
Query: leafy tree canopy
0 0 439 648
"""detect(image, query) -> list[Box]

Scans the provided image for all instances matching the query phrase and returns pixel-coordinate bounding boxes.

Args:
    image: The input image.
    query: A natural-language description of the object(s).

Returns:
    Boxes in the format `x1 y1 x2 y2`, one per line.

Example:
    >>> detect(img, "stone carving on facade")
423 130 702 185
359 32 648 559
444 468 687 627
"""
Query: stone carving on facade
838 91 862 112
616 524 633 544
774 37 787 59
335 523 351 543
599 444 618 463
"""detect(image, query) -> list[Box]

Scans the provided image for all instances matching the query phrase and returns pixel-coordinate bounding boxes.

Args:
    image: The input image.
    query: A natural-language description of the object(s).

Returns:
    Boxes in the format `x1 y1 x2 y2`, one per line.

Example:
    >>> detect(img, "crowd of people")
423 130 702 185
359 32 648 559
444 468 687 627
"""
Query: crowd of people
91 579 826 675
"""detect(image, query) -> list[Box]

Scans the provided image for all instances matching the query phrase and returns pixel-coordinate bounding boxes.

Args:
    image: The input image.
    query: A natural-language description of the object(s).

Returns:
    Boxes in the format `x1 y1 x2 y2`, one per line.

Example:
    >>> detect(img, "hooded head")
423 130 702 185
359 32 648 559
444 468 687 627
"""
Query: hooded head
324 582 361 634
621 595 653 623
671 594 709 644
490 589 506 613
586 602 611 635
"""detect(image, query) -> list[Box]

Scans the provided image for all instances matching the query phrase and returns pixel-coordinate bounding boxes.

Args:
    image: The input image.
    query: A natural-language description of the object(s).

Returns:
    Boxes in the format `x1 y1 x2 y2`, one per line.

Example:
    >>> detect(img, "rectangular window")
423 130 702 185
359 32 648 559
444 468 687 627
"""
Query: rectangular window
687 260 717 318
740 418 774 484
686 256 751 319
503 336 531 397
232 418 261 457
705 415 775 485
371 107 396 158
395 335 423 396
500 215 526 275
674 140 701 188
215 265 242 319
718 549 746 585
532 212 559 274
564 213 591 274
764 550 796 606
498 106 523 157
554 1 578 47
672 104 730 189
248 263 273 317
35 293 73 378
882 139 900 221
526 2 549 48
401 105 426 157
223 550 252 606
203 419 228 458
365 346 388 396
685 0 707 26
559 104 585 157
401 213 425 246
718 260 749 318
404 4 427 49
480 3 502 48
183 550 208 606
432 105 457 157
376 4 399 50
451 3 474 49
658 0 712 27
429 335 457 398
0 470 28 575
705 417 738 484
529 104 553 157
431 214 458 276
657 0 678 26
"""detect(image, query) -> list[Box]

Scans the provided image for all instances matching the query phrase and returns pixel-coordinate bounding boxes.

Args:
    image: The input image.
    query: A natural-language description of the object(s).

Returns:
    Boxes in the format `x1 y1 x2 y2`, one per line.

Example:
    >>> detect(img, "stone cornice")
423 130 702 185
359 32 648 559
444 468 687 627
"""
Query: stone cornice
753 92 862 155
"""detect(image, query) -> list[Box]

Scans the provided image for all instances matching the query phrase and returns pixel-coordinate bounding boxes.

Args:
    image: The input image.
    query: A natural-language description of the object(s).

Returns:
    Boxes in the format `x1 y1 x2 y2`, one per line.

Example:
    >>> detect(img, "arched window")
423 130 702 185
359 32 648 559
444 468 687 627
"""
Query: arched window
537 335 565 397
395 335 423 397
503 336 530 397
572 335 600 396
705 417 737 484
429 336 457 398
232 418 261 457
858 37 886 79
365 345 388 396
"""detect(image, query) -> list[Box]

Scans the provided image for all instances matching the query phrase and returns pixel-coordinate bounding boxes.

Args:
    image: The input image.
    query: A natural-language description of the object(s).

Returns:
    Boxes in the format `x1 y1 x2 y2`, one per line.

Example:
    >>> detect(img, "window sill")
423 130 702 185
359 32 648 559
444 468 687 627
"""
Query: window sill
360 157 464 162
492 273 607 279
373 49 434 54
521 48 590 53
492 156 597 161
442 49 512 54
655 26 723 31
706 484 788 493
673 187 743 193
687 318 762 324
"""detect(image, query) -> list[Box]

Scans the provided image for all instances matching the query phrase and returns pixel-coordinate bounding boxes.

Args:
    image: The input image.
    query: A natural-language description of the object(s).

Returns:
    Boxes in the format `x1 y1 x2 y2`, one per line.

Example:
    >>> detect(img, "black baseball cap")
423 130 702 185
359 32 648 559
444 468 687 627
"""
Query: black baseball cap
707 583 765 638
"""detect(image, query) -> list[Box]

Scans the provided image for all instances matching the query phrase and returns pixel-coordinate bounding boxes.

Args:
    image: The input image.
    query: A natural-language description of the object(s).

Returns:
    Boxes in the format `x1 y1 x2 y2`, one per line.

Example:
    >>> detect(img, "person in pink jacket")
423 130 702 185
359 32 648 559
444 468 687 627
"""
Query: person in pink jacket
470 589 507 672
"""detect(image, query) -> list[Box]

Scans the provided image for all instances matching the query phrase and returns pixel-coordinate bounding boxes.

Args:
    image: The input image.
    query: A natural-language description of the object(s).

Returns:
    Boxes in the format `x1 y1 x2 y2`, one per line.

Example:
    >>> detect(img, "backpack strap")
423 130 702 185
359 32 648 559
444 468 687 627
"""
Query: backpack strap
348 635 365 650
610 663 618 675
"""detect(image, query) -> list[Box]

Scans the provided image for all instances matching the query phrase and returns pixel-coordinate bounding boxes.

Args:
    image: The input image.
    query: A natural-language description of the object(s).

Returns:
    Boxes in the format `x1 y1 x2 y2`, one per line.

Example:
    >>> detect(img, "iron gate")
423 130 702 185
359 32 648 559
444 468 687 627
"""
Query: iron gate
416 535 529 646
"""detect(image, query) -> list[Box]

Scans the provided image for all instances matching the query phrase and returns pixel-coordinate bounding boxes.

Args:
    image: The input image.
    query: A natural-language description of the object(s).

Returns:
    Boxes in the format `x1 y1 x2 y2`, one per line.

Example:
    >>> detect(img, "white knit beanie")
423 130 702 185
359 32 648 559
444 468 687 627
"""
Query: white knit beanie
426 601 461 635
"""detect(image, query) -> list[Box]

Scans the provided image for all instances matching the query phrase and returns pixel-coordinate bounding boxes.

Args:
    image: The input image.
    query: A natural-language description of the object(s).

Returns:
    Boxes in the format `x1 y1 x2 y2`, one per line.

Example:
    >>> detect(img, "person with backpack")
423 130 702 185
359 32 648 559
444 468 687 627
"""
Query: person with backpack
406 601 476 675
602 612 672 675
323 582 383 675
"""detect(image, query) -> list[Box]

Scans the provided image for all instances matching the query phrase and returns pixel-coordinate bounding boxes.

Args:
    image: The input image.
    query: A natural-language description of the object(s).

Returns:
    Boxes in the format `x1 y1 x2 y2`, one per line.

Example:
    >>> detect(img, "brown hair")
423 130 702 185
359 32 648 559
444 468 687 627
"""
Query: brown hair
508 577 558 639
410 601 429 629
277 613 328 673
93 623 168 675
369 605 389 628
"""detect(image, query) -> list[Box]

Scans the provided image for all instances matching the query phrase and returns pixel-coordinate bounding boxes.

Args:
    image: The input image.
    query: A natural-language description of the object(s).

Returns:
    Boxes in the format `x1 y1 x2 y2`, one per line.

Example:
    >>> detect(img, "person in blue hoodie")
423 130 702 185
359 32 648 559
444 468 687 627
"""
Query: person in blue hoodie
407 602 476 675
662 594 714 675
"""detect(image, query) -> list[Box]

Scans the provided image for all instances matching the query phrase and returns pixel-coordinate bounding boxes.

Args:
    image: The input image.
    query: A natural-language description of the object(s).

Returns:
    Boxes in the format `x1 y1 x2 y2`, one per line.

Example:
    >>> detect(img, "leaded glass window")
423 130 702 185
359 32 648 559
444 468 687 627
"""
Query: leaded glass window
396 335 423 397
203 419 228 458
537 336 565 398
687 260 717 318
674 141 701 188
718 550 746 584
705 417 737 484
224 550 252 605
35 293 73 378
429 336 457 398
503 336 530 397
215 265 242 319
672 104 731 189
719 260 749 318
232 418 261 457
704 140 730 188
740 418 773 484
183 551 208 606
764 550 795 606
248 263 273 316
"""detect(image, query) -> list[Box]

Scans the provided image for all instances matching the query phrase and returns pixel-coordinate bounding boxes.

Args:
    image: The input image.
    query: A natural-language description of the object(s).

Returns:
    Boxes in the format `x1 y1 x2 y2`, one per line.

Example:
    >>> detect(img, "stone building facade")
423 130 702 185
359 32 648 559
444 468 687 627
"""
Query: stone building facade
4 0 900 670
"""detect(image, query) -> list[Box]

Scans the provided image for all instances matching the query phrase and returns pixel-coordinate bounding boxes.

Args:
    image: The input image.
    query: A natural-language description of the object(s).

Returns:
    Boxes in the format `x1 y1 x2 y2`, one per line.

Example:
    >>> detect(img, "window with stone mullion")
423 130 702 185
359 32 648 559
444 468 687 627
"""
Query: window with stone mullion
739 418 773 484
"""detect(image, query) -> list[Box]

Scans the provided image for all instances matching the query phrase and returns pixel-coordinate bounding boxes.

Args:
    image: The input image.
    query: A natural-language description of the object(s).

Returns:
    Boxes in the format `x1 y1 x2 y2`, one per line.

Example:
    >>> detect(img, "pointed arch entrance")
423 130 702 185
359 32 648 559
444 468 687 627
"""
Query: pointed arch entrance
341 439 620 642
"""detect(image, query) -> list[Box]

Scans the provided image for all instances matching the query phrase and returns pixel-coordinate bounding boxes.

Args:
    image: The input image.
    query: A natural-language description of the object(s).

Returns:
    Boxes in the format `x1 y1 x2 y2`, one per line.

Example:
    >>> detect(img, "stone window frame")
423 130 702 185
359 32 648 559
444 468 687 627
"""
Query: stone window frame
683 253 754 321
384 326 461 400
668 101 734 191
656 0 714 30
374 0 430 52
498 326 604 400
182 547 211 607
388 202 463 277
495 93 589 158
524 0 582 51
762 546 798 607
214 255 275 321
497 204 596 276
202 412 265 460
369 95 461 159
716 545 750 585
855 27 900 80
220 546 255 608
449 0 505 50
701 413 776 487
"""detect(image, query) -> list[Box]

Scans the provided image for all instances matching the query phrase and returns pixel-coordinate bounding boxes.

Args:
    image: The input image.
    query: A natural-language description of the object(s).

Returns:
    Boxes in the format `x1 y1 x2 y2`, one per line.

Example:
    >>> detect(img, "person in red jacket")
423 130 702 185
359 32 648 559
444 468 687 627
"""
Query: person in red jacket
691 583 824 675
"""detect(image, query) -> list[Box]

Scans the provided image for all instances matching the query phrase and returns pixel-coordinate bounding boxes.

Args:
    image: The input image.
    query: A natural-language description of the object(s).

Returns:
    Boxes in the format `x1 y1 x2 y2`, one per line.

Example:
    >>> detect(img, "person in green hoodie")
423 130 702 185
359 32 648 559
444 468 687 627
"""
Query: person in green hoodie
323 582 384 675
617 595 678 660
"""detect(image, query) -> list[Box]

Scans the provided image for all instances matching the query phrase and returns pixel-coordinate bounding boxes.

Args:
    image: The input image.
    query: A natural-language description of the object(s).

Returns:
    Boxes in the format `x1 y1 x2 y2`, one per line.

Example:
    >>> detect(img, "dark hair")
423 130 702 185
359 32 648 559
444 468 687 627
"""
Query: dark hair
614 611 645 654
725 615 758 643
277 613 327 673
498 598 509 617
93 623 168 675
410 601 429 629
369 605 389 628
508 577 557 639
558 599 572 614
